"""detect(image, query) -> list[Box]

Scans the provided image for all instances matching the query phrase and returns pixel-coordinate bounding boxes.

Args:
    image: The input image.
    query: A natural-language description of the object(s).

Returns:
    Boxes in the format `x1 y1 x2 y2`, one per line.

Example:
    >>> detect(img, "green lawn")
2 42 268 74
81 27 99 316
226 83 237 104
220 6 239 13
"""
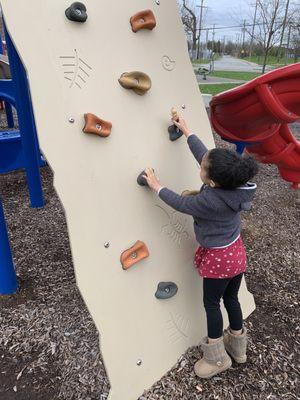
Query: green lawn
199 83 241 96
241 55 297 66
210 70 261 81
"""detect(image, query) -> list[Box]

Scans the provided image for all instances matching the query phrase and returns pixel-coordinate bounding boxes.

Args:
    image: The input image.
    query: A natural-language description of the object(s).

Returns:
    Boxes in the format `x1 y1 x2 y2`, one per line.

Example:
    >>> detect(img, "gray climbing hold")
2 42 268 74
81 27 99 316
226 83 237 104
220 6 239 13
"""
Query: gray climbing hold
137 170 148 187
65 2 88 23
168 125 183 141
137 169 154 187
155 282 178 299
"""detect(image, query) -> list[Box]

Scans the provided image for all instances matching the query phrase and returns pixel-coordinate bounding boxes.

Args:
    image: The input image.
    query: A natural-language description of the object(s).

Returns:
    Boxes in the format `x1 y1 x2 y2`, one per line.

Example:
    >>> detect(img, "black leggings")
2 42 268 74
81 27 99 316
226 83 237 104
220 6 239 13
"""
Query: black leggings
203 273 244 339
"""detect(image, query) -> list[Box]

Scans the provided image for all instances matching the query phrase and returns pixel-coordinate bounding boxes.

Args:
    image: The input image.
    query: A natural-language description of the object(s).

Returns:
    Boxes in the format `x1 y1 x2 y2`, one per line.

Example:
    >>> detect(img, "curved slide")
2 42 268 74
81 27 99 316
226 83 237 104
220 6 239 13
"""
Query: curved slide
210 63 300 188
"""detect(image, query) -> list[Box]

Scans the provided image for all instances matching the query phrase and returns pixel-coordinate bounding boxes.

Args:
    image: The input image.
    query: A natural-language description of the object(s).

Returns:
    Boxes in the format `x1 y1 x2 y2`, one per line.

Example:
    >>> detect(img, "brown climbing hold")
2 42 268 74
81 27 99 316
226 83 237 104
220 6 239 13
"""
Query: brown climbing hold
171 107 179 122
83 113 112 137
130 10 156 33
118 71 151 96
120 240 149 270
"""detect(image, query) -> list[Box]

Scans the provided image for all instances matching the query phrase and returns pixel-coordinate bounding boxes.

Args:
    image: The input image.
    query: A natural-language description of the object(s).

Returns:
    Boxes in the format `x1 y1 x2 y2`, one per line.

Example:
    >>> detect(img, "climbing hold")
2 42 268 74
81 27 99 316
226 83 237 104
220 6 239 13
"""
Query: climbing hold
155 282 178 299
137 169 155 187
181 190 200 196
137 170 148 186
120 241 149 270
83 113 112 137
130 10 156 33
65 2 88 23
118 72 151 96
168 107 183 141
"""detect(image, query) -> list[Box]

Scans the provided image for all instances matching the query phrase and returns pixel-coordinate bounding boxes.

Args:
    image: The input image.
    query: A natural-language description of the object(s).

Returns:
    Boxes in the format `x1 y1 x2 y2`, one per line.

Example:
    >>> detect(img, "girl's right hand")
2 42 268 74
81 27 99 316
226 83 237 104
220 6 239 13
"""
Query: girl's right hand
172 116 192 137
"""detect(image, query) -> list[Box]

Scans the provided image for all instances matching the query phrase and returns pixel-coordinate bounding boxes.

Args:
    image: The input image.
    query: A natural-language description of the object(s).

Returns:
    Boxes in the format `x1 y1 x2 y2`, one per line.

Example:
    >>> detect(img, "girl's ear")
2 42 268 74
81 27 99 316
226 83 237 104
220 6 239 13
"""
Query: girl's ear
209 180 216 188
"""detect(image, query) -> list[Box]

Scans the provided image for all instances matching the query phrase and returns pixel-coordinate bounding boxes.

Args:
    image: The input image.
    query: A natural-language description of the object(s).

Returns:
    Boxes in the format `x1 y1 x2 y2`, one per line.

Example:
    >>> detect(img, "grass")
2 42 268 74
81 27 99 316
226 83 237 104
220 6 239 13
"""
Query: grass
241 55 297 66
199 83 241 96
210 70 261 81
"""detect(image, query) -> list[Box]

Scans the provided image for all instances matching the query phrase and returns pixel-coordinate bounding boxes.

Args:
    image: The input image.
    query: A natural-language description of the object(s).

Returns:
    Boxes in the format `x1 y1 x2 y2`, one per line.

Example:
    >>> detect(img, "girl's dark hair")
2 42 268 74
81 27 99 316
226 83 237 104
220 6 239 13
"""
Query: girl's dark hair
207 148 259 189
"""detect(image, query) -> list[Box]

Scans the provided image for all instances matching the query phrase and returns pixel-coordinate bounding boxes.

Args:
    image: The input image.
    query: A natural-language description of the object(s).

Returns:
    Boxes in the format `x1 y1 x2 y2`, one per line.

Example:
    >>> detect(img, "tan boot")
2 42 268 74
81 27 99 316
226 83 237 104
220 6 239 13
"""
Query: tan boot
224 327 247 363
194 337 232 379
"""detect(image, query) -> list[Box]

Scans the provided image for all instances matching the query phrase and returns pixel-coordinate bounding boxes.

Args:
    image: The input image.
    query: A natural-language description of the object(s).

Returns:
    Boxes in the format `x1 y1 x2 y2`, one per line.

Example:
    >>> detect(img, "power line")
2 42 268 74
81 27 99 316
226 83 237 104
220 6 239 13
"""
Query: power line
196 21 280 32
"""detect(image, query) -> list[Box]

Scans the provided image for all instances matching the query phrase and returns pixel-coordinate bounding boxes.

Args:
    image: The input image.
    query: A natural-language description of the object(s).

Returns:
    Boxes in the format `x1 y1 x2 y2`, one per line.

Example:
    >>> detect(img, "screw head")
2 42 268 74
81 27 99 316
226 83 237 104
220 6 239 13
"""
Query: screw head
75 9 82 15
69 117 75 123
136 359 142 366
155 0 160 4
131 252 138 259
104 242 110 248
164 287 170 293
181 104 186 109
96 124 102 131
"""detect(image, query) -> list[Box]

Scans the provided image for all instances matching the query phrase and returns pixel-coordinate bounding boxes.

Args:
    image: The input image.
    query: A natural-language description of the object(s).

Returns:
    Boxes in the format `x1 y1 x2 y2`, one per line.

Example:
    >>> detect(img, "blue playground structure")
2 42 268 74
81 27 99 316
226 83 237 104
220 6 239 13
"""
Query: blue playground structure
0 23 46 294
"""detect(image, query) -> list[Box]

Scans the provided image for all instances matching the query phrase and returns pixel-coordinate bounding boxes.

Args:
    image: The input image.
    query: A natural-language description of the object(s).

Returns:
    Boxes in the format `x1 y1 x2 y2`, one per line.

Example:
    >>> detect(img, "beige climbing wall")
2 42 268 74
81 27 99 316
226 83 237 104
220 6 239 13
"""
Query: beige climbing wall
1 1 255 399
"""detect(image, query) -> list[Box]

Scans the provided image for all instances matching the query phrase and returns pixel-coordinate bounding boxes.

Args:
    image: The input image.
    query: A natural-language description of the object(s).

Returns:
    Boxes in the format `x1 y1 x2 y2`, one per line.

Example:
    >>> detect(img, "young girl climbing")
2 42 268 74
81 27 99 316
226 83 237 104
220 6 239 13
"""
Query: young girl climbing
143 116 258 379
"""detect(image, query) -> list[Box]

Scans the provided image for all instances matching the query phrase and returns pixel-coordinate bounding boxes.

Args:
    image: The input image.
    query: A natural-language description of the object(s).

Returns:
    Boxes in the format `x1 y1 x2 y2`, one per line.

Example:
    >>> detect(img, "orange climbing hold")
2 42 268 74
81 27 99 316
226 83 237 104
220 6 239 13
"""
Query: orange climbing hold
130 10 156 33
83 113 112 137
120 241 149 270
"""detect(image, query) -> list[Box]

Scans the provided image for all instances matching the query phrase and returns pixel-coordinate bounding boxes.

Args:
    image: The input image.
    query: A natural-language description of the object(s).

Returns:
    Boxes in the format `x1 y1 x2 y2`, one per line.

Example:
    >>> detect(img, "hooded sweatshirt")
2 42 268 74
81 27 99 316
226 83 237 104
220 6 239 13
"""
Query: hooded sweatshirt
158 134 257 248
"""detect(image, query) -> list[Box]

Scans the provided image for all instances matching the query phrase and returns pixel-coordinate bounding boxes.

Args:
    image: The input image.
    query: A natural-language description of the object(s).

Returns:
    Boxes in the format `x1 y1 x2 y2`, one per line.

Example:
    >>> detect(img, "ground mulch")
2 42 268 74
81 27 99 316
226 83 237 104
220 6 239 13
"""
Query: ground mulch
0 113 299 400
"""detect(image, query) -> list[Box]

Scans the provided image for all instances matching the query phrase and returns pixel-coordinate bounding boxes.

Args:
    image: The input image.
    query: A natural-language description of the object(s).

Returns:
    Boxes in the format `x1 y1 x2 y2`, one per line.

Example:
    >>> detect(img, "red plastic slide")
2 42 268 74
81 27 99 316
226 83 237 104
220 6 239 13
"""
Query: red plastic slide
210 63 300 189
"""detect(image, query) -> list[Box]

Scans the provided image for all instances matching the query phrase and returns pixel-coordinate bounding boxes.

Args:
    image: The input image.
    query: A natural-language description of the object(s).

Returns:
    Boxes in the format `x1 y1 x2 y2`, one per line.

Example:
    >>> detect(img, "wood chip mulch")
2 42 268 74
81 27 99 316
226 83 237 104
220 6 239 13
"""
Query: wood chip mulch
0 115 299 400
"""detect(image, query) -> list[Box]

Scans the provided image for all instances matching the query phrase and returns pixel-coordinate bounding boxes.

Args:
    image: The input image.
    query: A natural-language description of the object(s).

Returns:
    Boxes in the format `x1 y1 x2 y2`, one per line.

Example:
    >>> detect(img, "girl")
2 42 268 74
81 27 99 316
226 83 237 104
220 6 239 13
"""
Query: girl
143 116 258 379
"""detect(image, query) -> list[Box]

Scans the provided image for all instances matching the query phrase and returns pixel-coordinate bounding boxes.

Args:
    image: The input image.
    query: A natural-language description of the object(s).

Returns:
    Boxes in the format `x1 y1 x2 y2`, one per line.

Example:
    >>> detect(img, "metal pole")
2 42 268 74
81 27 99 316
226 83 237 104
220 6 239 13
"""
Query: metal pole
0 199 18 295
285 23 292 64
242 19 246 50
249 0 258 58
206 28 209 51
277 0 290 62
196 0 204 59
212 24 215 71
4 24 44 208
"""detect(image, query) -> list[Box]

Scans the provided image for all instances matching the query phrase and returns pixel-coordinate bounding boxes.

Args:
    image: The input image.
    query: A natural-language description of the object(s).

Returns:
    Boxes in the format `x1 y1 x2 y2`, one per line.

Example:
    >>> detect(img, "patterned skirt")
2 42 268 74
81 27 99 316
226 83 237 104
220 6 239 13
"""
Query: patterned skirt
194 236 247 279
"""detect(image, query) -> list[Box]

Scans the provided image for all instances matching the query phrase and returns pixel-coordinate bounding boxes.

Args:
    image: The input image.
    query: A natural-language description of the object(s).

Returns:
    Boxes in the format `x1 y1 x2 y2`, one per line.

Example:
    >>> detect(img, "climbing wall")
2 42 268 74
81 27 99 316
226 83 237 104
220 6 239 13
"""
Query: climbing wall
1 1 255 399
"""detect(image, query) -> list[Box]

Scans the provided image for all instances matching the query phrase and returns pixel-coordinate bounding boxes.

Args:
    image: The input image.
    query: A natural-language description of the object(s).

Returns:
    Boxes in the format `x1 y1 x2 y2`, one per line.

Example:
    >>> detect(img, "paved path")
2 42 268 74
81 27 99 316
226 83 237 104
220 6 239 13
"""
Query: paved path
193 55 271 72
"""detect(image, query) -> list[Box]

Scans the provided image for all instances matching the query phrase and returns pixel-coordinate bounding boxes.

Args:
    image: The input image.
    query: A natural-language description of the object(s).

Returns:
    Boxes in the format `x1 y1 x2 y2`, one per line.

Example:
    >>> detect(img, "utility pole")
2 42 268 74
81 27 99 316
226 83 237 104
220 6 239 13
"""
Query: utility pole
249 0 258 58
212 24 216 51
206 28 209 52
211 24 216 72
242 19 246 50
277 0 290 62
286 23 292 64
196 0 208 59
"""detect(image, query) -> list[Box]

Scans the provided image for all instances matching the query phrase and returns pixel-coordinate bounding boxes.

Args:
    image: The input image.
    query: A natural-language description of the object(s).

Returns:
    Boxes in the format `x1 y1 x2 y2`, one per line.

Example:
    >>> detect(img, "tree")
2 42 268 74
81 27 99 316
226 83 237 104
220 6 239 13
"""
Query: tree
288 9 300 62
245 0 289 73
181 0 198 60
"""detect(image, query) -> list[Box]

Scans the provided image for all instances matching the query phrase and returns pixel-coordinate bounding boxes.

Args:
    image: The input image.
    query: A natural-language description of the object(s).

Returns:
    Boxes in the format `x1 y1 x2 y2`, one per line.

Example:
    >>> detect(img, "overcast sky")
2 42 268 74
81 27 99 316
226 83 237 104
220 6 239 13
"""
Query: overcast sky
190 0 252 42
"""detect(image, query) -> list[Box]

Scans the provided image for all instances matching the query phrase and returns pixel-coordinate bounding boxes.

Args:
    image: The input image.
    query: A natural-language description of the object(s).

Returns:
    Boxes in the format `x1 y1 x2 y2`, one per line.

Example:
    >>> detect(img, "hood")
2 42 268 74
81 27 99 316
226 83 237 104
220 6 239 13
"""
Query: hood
214 182 257 212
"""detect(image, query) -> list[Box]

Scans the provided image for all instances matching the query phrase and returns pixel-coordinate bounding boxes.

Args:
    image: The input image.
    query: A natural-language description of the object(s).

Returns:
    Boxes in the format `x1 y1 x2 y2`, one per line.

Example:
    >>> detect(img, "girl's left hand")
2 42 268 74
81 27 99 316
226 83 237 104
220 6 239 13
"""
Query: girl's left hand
144 167 162 193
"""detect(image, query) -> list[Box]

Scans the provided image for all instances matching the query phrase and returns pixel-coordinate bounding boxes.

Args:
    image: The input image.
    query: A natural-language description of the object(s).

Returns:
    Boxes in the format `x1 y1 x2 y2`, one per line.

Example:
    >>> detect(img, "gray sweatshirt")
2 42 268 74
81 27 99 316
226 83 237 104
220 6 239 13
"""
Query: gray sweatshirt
158 135 257 248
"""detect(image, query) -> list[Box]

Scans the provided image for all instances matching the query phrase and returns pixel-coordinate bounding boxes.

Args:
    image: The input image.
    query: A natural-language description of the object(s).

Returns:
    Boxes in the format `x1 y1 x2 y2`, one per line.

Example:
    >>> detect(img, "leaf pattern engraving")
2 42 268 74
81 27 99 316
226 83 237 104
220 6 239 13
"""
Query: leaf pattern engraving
60 49 92 89
155 205 189 246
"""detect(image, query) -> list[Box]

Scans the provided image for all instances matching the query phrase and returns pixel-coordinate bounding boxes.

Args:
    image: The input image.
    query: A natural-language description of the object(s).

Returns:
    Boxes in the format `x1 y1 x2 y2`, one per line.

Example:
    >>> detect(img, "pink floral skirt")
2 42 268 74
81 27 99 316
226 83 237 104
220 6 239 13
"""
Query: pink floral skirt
194 236 247 279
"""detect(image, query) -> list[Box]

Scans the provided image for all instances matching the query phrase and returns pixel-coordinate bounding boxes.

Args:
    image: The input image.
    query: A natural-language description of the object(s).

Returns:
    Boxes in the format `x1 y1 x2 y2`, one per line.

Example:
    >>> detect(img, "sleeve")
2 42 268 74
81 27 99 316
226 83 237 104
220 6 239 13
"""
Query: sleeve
187 134 209 164
158 187 212 217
